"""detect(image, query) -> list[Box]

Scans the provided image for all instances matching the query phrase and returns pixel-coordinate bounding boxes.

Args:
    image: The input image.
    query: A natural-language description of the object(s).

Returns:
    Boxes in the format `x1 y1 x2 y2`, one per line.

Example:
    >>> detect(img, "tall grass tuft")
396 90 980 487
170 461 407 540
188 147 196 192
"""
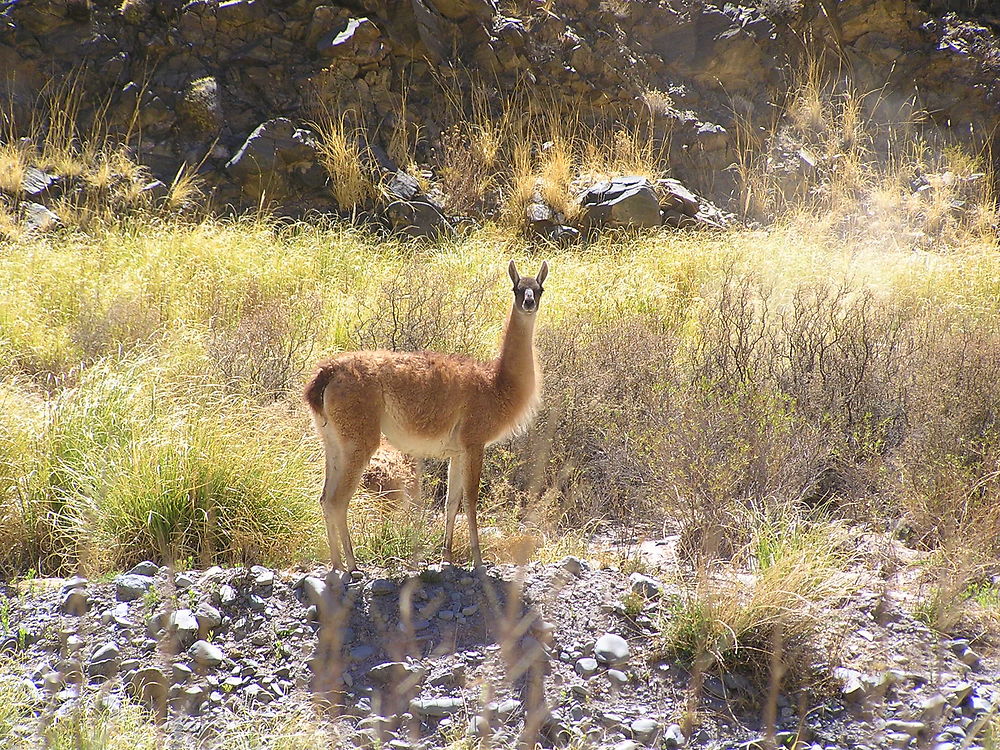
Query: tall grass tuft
0 352 322 576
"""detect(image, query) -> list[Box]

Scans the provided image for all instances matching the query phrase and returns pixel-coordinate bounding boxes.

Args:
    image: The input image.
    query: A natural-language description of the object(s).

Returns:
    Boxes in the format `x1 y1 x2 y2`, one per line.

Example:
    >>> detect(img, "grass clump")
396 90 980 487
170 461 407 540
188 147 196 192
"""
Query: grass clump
657 518 855 681
0 352 322 576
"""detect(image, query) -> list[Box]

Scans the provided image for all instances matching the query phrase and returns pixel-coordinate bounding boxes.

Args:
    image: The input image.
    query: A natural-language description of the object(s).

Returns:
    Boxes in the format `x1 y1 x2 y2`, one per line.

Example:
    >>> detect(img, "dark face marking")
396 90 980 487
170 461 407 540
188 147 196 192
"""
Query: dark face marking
514 277 543 313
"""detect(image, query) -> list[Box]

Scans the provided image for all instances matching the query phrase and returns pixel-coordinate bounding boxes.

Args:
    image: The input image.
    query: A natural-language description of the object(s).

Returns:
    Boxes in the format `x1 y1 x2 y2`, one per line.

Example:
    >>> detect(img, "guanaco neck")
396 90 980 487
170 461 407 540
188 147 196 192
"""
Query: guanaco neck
495 306 539 400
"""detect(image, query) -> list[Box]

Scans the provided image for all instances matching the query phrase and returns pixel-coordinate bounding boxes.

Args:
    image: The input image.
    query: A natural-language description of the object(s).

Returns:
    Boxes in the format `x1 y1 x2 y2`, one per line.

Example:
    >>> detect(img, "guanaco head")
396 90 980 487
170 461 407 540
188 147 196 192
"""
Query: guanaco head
508 260 548 316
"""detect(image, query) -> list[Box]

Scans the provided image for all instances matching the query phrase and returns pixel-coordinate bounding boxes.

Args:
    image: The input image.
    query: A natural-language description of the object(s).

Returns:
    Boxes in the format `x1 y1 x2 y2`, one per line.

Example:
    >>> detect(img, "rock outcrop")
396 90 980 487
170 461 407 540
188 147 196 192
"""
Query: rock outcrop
0 0 997 223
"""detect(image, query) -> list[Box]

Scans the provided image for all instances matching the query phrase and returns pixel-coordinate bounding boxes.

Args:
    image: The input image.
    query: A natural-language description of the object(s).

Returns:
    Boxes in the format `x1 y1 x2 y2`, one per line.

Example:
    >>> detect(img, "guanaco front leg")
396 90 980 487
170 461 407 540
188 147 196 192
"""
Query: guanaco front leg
462 445 485 568
443 457 464 563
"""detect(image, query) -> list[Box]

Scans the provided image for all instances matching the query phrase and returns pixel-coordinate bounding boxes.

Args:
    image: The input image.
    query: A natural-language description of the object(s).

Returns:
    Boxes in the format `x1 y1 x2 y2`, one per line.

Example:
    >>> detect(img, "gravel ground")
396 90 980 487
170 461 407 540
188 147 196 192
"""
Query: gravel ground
3 539 999 749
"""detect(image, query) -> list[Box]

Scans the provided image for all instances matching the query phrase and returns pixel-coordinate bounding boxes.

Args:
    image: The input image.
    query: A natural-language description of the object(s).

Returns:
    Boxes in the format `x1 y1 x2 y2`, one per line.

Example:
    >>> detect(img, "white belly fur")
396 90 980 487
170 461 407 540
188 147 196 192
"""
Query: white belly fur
379 406 462 459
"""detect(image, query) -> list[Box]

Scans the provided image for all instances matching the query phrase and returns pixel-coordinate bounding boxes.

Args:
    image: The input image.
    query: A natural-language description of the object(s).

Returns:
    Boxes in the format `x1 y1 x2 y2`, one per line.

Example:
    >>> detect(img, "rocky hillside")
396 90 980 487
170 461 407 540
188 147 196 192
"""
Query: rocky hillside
1 0 998 222
4 542 1000 749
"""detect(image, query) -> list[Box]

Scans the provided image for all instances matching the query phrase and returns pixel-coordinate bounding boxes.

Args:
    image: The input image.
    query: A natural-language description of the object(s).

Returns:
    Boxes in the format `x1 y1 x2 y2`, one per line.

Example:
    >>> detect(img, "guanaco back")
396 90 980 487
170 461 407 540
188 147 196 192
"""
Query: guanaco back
304 260 548 570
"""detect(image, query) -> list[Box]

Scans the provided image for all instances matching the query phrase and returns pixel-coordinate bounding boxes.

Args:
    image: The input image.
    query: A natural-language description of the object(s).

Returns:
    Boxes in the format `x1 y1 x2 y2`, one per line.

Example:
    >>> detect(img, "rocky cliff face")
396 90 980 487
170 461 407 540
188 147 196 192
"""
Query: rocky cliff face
0 0 997 217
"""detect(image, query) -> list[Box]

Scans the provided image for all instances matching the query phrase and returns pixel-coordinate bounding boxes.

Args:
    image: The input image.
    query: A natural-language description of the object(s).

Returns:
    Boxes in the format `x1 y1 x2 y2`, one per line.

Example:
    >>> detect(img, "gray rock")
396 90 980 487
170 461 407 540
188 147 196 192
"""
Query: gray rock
219 584 237 605
189 640 224 668
226 118 320 201
367 661 426 686
959 648 981 669
410 696 465 717
61 589 89 615
128 561 160 577
22 202 61 232
195 602 223 631
116 574 154 602
129 666 169 709
579 177 662 229
612 742 641 750
663 723 686 748
575 657 599 677
628 572 663 599
166 609 200 649
495 698 521 720
607 668 629 686
174 572 196 589
86 643 121 678
594 633 630 666
384 199 452 239
630 718 661 744
885 720 926 737
833 666 866 701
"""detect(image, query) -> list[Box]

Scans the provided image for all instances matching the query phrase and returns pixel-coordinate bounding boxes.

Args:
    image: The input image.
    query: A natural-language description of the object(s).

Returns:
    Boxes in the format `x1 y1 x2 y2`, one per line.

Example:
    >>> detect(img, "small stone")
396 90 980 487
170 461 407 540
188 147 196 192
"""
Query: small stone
607 669 628 686
885 720 926 737
219 584 237 605
496 698 521 719
630 718 661 744
86 643 121 678
613 742 641 750
166 609 200 649
959 648 981 669
174 573 196 589
368 661 425 686
628 572 663 598
172 663 193 683
594 633 630 666
575 658 599 678
195 602 223 630
368 579 397 596
116 574 154 602
663 723 685 748
128 561 160 577
410 696 464 717
61 590 89 615
833 666 866 701
189 640 224 668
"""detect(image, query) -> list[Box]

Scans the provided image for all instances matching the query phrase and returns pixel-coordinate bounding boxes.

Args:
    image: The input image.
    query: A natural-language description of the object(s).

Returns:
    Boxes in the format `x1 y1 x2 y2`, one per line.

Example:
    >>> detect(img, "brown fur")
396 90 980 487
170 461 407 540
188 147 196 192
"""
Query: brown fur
305 260 548 570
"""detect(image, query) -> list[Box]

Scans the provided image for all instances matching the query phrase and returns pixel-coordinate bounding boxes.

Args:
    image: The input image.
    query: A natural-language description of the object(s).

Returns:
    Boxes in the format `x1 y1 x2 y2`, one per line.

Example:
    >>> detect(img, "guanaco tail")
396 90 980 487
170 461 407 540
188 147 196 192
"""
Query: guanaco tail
304 260 548 570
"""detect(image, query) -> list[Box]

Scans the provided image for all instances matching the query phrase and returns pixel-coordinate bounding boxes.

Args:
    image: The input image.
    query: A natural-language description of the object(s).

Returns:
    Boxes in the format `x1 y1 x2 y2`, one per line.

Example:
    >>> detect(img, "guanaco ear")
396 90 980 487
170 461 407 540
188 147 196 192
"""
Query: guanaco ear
508 260 520 286
536 260 549 286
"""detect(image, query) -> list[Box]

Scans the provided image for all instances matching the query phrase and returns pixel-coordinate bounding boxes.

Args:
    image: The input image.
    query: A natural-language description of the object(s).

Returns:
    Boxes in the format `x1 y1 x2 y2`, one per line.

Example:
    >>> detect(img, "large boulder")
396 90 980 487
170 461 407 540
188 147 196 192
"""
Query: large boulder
225 118 323 202
579 176 662 229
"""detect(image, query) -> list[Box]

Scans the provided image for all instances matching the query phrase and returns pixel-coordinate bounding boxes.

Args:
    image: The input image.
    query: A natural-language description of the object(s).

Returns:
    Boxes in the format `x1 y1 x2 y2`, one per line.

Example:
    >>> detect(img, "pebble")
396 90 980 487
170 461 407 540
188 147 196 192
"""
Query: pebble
575 657 599 677
628 572 663 598
174 572 195 589
368 579 397 596
189 640 224 668
167 609 200 648
594 633 630 666
410 696 464 717
60 589 89 615
128 561 160 577
116 574 154 602
195 602 223 630
607 669 629 686
219 584 237 605
613 742 641 750
885 720 925 737
630 718 661 745
86 643 121 678
663 723 686 748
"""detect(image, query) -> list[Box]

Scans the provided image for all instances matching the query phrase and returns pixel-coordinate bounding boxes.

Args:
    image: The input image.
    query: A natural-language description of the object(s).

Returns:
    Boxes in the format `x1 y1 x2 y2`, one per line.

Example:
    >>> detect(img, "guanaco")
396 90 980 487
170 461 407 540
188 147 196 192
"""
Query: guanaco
305 260 548 571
